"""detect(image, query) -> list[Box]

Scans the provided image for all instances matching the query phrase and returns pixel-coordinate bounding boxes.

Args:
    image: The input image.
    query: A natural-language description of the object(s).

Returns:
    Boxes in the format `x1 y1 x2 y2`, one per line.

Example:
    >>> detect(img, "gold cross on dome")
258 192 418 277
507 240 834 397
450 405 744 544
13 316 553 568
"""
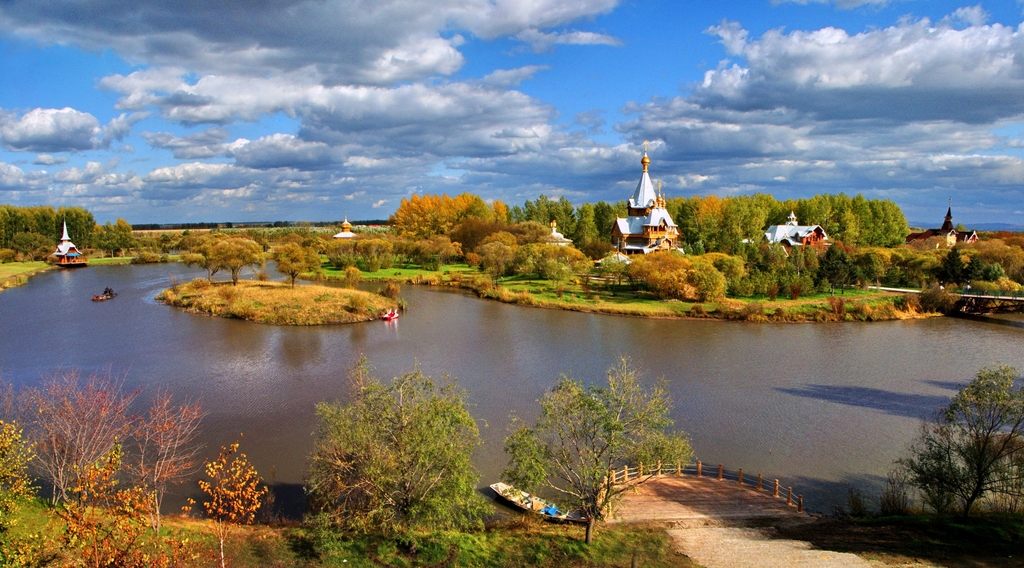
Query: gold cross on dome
644 141 648 153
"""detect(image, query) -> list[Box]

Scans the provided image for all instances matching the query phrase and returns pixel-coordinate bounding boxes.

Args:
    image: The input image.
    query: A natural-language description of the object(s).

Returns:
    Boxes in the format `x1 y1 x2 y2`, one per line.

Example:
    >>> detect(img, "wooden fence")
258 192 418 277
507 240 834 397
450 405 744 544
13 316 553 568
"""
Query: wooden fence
607 460 804 513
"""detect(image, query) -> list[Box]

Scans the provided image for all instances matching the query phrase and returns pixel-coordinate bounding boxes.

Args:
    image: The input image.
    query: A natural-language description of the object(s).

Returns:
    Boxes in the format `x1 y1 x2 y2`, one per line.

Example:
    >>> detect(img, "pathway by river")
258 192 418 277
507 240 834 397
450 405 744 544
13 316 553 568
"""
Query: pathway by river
1 263 1022 513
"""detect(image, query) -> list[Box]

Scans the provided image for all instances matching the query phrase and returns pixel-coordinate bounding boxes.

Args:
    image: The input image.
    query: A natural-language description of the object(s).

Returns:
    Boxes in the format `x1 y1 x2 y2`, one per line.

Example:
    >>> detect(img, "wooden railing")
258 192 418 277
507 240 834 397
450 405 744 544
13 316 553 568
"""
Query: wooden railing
607 460 804 513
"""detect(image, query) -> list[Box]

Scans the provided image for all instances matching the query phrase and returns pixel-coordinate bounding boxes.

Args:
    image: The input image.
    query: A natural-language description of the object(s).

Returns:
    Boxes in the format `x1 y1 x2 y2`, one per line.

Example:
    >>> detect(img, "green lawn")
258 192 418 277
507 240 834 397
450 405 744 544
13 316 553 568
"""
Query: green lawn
0 261 50 289
88 256 135 265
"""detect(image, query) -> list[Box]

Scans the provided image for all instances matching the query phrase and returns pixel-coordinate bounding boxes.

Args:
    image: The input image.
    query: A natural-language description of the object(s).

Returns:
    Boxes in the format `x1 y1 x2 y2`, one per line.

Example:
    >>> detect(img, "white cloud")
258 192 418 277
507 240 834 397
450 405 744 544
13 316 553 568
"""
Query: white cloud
0 162 49 192
770 0 892 8
372 199 389 208
142 127 232 159
1 0 620 86
33 154 69 165
54 161 108 184
515 29 623 52
0 108 99 152
479 66 550 88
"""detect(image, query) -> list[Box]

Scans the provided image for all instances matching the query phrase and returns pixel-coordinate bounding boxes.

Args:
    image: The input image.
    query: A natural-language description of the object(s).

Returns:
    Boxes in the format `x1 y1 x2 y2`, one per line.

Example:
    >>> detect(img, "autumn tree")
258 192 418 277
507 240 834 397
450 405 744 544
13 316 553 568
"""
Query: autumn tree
57 445 159 568
389 193 494 239
24 370 137 504
0 420 33 533
273 242 321 288
503 359 692 544
199 441 267 568
307 360 488 533
180 233 228 282
210 237 264 285
903 364 1024 517
130 391 204 534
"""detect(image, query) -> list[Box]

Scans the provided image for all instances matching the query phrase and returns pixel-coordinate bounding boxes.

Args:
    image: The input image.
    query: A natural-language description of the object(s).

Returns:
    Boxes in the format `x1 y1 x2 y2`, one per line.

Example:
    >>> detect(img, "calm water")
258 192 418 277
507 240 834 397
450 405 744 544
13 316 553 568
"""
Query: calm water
2 263 1022 513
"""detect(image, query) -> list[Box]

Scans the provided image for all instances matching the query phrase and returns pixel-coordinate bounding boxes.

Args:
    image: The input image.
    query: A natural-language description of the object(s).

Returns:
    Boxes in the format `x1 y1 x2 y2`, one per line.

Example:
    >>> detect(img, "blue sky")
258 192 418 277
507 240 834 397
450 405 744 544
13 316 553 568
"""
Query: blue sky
2 1 1024 226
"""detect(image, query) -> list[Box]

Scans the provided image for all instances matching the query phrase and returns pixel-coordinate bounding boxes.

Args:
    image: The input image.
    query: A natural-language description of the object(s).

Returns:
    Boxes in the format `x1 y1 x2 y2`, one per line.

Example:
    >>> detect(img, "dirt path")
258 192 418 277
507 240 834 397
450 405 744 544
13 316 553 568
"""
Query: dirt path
612 476 873 567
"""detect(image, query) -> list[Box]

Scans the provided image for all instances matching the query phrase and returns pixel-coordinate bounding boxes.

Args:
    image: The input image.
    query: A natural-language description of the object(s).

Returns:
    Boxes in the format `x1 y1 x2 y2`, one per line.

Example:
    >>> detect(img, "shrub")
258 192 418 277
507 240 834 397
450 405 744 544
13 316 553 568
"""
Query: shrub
849 302 871 321
217 286 239 302
727 277 754 298
879 466 911 516
767 283 780 301
788 282 803 300
919 286 959 314
742 302 764 321
870 302 897 320
344 266 362 289
773 306 787 319
0 249 15 263
689 304 706 317
688 262 727 302
827 296 846 315
346 294 367 313
379 281 401 300
893 293 920 312
131 251 161 264
191 278 211 290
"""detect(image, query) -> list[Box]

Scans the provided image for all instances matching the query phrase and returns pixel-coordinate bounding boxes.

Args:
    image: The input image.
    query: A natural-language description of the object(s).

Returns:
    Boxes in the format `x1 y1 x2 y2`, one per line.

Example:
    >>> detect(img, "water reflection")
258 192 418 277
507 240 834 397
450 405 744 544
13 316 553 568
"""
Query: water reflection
1 263 1023 514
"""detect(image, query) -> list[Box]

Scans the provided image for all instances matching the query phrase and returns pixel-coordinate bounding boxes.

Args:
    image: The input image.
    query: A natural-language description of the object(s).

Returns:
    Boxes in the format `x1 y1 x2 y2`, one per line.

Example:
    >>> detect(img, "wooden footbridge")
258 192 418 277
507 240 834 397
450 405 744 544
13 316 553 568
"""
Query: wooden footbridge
607 461 806 525
608 463 874 567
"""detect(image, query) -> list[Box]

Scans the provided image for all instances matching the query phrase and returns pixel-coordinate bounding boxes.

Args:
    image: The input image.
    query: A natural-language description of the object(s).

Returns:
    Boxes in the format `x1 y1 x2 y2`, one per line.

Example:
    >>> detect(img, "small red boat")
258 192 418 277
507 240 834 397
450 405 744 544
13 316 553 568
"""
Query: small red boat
381 309 399 321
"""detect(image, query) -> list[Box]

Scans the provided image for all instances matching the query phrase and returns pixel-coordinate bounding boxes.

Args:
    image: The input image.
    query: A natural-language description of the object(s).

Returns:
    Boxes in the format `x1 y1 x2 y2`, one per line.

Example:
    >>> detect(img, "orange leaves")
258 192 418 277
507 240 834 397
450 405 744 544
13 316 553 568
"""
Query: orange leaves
199 440 267 568
389 193 493 239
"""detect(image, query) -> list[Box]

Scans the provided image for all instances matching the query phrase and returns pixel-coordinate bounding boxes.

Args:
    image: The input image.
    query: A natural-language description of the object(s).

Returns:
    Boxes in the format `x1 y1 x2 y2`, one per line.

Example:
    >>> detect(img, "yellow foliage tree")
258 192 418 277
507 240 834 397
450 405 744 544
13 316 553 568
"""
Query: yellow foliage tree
199 441 266 568
390 193 493 239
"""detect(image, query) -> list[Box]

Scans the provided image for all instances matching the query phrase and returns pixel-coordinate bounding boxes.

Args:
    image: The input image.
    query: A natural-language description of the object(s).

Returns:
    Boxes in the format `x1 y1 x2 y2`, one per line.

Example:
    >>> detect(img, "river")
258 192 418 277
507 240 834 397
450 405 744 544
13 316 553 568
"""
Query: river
1 263 1022 514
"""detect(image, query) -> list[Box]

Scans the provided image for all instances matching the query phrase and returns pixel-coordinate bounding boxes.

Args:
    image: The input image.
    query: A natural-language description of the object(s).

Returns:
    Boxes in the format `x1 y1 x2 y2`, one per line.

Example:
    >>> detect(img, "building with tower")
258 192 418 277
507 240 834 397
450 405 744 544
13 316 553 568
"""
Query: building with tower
764 212 828 248
610 147 679 254
904 205 978 247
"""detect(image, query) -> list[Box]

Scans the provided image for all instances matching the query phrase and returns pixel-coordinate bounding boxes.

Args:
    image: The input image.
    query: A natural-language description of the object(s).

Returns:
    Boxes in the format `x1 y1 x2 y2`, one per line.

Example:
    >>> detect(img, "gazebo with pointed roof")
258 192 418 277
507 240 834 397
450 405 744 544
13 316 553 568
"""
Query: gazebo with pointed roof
610 145 679 254
52 221 88 267
332 216 357 239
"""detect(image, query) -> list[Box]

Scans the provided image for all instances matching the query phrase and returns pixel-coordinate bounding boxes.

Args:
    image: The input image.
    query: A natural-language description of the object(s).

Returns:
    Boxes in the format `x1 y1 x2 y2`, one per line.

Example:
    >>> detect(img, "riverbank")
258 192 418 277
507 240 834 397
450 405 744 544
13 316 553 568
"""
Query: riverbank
0 261 51 291
5 500 694 568
156 279 396 325
318 264 932 323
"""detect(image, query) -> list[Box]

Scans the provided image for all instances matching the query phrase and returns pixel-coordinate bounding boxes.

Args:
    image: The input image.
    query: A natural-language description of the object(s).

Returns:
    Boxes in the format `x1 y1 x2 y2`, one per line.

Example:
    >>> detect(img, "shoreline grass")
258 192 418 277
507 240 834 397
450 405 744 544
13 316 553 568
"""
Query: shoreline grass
317 264 933 323
0 261 51 291
156 279 396 325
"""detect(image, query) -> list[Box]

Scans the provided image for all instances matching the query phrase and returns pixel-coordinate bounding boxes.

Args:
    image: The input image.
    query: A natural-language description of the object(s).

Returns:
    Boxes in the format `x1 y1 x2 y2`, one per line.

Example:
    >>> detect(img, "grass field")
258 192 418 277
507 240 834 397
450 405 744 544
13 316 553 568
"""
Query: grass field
0 261 50 290
5 499 697 568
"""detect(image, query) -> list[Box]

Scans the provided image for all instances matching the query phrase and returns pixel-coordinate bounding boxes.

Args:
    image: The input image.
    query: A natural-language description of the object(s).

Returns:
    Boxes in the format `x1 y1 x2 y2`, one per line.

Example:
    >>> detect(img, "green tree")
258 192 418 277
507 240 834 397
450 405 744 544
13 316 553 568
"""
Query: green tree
210 237 264 285
938 247 966 285
306 360 488 533
503 359 692 544
818 245 857 294
903 365 1024 517
273 242 321 288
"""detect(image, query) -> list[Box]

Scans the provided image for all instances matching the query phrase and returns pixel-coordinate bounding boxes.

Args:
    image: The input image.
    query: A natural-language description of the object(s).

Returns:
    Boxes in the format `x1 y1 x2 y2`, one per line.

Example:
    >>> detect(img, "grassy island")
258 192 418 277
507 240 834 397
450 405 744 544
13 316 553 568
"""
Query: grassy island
157 279 396 325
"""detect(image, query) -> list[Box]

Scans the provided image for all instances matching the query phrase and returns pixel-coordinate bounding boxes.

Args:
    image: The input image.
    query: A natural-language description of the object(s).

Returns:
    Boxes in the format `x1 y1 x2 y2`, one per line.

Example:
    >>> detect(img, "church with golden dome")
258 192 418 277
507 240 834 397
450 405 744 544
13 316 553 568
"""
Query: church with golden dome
611 146 679 254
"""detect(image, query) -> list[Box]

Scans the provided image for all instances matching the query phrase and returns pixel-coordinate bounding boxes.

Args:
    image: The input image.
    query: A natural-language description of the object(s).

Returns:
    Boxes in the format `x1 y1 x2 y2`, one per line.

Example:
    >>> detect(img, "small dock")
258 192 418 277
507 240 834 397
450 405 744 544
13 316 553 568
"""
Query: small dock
609 467 874 567
610 475 805 526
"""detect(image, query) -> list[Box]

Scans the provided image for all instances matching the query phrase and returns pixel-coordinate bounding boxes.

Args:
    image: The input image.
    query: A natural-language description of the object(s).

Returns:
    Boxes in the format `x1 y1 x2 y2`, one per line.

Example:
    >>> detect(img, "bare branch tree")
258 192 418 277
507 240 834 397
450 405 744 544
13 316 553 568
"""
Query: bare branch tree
129 390 205 534
24 369 137 504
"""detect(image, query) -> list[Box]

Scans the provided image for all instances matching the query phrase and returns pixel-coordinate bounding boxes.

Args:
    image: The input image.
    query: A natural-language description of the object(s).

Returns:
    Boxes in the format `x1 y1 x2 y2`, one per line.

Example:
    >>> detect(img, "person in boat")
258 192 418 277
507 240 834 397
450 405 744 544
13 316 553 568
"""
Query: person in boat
103 287 114 296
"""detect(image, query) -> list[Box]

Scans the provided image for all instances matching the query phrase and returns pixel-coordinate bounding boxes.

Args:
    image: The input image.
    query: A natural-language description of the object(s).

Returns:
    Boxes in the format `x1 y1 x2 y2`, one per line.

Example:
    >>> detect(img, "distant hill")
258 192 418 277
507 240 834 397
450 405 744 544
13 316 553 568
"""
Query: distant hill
971 223 1024 233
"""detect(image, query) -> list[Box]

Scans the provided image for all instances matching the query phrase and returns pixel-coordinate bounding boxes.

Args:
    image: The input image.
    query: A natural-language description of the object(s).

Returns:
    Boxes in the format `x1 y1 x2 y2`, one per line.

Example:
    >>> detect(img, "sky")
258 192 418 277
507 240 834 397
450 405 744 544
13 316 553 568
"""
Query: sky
2 1 1024 227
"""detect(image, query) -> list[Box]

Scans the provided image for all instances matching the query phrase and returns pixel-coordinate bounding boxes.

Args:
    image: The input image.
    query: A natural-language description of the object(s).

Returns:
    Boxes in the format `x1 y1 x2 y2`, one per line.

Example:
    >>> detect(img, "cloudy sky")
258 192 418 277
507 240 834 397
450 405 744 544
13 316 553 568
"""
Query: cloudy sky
2 0 1024 226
